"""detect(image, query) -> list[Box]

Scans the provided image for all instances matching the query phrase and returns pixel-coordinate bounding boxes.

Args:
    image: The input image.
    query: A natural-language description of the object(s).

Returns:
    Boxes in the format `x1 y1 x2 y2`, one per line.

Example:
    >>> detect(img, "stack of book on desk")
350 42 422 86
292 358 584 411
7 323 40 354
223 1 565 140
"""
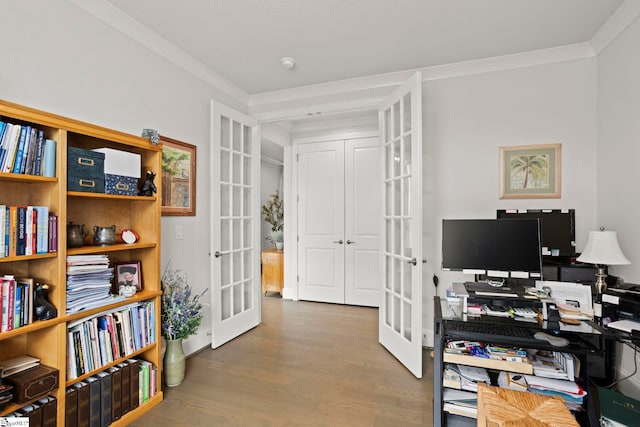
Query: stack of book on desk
523 375 587 411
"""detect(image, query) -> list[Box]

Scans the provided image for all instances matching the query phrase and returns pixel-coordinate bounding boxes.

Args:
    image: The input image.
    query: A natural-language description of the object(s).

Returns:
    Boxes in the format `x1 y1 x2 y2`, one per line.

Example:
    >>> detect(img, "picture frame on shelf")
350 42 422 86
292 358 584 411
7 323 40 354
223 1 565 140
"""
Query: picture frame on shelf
114 261 143 295
499 143 561 199
161 135 196 216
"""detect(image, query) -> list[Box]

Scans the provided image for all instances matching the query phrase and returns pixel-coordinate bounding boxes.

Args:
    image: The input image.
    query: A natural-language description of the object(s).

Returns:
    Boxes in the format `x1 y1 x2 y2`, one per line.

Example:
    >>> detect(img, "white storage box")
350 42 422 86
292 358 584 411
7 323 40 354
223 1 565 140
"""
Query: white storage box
92 148 141 178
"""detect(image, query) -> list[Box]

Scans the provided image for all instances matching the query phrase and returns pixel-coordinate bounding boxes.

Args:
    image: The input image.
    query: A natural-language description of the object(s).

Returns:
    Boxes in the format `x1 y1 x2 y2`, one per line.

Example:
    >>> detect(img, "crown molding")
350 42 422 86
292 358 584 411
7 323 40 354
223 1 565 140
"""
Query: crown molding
249 42 595 122
590 0 640 55
69 0 249 104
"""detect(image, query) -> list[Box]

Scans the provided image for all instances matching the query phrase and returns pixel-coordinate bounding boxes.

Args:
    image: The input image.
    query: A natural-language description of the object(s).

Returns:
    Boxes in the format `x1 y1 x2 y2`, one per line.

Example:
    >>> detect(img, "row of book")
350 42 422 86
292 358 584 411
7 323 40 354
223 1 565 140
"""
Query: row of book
0 121 56 177
66 301 156 380
2 395 57 427
0 205 57 258
65 358 158 427
1 275 38 332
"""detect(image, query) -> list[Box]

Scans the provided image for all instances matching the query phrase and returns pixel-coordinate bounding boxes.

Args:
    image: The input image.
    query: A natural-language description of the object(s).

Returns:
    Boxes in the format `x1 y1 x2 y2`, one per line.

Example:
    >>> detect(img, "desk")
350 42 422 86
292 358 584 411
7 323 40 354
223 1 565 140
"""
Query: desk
433 296 613 427
261 249 284 295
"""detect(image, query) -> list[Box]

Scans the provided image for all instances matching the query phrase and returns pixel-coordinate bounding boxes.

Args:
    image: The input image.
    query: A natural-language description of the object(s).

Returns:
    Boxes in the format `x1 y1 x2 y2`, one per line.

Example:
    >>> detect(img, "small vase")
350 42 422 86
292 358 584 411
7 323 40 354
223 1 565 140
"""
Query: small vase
163 338 185 387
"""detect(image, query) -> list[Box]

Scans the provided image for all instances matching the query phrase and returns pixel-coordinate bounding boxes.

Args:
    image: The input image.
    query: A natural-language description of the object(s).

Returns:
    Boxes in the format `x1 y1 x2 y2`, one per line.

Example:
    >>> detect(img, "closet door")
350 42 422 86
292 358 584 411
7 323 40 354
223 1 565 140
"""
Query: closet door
344 137 381 307
297 140 345 303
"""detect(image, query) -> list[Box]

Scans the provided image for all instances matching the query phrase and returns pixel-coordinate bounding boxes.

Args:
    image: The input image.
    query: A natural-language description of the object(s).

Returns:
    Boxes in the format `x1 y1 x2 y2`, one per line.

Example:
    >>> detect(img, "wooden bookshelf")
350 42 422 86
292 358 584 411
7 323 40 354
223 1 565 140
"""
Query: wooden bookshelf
0 99 163 424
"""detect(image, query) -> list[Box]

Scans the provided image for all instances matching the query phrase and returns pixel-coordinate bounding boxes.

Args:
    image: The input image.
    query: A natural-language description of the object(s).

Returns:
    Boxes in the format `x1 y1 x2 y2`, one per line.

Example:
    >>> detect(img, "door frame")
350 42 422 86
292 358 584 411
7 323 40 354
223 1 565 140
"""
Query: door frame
285 129 379 301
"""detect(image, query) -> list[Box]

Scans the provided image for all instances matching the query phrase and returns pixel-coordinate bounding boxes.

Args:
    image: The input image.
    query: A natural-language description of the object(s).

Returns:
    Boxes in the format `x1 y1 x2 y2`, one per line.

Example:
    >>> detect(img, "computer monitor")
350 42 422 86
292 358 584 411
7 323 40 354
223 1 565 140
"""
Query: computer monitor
497 209 575 257
441 218 543 279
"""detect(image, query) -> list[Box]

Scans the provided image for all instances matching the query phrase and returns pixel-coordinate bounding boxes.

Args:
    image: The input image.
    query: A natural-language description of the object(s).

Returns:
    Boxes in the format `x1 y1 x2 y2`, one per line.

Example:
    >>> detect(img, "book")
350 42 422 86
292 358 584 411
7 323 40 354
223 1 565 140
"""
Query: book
43 138 56 177
96 370 112 427
127 359 140 411
10 125 27 174
24 126 38 175
65 386 78 427
16 205 27 256
108 365 122 421
34 206 49 254
38 396 57 427
73 381 90 427
85 376 101 427
118 361 131 415
34 130 45 176
0 204 5 257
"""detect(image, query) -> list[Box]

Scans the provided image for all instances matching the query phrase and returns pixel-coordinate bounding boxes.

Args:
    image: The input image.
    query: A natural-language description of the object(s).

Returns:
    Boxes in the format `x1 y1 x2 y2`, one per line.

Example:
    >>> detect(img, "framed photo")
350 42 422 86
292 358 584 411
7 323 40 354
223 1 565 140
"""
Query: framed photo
161 135 196 216
114 261 143 293
499 143 561 199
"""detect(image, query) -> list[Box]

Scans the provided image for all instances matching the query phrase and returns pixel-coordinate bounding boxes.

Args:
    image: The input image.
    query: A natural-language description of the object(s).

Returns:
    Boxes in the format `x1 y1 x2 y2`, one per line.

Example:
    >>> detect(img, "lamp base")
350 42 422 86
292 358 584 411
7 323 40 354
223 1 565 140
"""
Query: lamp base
595 266 607 294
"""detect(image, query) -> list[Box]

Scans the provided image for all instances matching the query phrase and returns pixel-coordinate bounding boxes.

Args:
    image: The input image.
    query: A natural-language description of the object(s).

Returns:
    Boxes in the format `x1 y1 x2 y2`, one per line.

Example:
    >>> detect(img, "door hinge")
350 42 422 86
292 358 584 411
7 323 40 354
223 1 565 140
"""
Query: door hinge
296 154 299 161
297 275 299 282
297 235 299 242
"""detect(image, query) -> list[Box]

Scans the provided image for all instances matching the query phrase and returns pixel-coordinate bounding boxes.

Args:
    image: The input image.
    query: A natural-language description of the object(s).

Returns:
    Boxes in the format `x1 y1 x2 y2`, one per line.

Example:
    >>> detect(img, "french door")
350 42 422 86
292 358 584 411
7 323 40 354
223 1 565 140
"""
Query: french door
210 101 261 348
378 72 424 378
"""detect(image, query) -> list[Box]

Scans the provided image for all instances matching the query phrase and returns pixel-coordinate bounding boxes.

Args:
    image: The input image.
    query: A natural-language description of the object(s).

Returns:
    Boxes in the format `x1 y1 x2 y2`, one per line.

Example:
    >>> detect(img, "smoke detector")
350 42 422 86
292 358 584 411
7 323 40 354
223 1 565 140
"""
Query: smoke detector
280 57 296 70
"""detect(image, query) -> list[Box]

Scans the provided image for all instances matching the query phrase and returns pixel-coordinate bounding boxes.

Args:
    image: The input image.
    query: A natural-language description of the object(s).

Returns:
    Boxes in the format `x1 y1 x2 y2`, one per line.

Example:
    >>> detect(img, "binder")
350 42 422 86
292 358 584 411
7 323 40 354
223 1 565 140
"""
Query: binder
127 359 140 411
38 396 57 427
73 381 89 427
96 370 111 427
19 402 43 427
108 365 122 421
117 362 131 415
85 376 101 427
65 387 78 427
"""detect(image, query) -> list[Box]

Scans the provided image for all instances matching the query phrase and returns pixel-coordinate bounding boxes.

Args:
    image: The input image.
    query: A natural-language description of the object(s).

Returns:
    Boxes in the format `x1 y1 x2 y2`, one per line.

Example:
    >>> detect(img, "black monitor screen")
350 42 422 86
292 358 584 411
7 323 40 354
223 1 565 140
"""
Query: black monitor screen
497 209 575 256
441 218 542 276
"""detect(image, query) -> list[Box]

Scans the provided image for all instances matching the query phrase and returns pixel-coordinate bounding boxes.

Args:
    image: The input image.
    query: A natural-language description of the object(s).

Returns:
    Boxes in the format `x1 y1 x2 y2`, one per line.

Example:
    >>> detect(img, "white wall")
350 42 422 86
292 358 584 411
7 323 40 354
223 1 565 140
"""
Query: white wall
421 58 599 344
597 15 640 399
0 0 246 354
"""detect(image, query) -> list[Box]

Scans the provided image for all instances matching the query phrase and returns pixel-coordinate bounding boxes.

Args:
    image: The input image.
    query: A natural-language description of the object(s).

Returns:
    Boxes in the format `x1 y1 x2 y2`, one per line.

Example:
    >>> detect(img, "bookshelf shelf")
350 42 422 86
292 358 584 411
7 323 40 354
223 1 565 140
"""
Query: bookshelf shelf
0 99 163 425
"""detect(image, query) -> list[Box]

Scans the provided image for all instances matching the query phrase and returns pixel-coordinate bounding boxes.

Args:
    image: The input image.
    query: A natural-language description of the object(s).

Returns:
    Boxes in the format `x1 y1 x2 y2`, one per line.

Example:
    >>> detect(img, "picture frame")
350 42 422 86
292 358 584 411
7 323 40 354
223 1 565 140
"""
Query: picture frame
499 143 561 199
114 261 143 293
161 135 197 216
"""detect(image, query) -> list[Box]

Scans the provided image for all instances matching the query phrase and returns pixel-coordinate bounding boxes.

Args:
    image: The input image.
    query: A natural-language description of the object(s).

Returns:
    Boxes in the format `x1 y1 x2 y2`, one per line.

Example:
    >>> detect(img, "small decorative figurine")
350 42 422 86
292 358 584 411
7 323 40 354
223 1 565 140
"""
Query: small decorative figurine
34 283 57 321
139 171 157 196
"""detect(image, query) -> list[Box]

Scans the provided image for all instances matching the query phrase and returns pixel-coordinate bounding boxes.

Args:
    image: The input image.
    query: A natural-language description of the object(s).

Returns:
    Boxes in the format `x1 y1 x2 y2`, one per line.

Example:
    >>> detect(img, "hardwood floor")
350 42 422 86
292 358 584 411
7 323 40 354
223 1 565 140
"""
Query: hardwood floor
130 295 434 426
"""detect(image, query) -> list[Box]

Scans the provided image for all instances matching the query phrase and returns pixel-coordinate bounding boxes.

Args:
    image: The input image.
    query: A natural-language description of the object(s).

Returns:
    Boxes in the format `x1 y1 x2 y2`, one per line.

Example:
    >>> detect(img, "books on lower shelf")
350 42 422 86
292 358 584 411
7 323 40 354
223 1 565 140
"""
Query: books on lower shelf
0 275 43 332
66 301 156 380
65 359 156 426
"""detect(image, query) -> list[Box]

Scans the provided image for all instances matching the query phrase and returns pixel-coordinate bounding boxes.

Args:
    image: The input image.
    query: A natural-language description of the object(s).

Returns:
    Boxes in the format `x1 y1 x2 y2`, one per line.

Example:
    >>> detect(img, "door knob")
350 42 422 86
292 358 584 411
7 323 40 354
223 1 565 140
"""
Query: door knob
333 240 344 244
346 240 356 245
408 258 417 265
214 250 230 258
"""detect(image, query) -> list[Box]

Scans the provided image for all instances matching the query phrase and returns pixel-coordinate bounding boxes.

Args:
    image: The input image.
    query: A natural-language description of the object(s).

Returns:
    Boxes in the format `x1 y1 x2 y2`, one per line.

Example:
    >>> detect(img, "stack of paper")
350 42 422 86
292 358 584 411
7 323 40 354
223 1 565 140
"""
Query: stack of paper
527 349 574 380
524 375 587 411
66 255 122 313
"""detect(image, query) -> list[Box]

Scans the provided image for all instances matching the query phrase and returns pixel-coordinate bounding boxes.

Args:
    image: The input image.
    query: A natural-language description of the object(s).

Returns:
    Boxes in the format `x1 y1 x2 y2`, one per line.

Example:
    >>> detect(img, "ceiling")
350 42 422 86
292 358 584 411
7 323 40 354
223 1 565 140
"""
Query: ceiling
105 0 624 96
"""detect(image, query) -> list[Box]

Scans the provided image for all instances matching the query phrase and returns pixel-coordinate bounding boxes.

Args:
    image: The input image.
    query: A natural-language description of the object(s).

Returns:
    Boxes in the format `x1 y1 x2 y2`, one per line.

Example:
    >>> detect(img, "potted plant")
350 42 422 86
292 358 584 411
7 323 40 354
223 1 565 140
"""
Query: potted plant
161 263 206 387
262 190 284 250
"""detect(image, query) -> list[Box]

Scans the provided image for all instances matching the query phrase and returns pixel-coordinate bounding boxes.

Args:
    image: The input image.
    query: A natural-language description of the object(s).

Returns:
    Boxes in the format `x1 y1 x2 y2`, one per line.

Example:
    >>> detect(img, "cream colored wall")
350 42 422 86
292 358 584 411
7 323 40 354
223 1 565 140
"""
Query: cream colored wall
597 14 640 399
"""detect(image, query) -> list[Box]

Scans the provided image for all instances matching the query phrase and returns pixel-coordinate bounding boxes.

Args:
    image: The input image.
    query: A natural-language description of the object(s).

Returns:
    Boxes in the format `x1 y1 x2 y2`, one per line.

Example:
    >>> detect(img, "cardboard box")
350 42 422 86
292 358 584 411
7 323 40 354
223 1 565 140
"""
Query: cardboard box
92 148 141 178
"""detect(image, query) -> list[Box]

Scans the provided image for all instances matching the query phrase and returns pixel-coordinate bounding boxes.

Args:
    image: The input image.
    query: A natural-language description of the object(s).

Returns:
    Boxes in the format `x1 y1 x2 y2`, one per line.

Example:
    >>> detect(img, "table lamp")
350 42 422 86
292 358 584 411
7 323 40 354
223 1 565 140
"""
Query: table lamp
577 228 630 294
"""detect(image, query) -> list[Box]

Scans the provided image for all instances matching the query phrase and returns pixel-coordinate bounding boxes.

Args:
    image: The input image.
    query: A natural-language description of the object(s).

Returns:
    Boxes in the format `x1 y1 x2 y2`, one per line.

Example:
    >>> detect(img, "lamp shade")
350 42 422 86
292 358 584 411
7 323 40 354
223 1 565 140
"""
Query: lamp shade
577 230 630 265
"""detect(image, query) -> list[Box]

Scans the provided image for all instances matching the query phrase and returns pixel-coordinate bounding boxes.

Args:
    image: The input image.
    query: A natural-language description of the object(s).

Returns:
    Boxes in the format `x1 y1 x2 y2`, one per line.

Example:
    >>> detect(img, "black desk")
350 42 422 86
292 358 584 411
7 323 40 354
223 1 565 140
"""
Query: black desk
433 296 614 427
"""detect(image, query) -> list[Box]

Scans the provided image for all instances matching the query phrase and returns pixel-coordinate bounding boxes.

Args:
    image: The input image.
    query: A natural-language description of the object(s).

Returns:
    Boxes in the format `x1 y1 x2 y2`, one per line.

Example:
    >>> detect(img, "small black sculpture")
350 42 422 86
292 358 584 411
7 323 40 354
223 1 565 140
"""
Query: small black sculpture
139 171 157 196
34 283 57 321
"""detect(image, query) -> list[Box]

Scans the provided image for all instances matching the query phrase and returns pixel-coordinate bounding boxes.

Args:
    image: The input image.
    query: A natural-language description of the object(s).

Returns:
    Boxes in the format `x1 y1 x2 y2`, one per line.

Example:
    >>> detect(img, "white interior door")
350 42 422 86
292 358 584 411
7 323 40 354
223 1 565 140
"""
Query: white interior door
210 101 261 348
345 137 381 307
297 141 345 303
378 72 423 378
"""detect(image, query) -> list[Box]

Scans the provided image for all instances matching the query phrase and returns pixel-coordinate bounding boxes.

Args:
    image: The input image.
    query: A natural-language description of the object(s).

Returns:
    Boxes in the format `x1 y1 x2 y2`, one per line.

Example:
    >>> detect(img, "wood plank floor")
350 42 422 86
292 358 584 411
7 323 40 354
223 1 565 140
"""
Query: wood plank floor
130 295 434 427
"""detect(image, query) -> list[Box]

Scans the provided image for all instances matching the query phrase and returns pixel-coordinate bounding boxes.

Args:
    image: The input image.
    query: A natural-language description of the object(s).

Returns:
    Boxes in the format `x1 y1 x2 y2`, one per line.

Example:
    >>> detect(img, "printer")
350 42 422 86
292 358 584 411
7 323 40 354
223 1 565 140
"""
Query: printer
602 283 640 322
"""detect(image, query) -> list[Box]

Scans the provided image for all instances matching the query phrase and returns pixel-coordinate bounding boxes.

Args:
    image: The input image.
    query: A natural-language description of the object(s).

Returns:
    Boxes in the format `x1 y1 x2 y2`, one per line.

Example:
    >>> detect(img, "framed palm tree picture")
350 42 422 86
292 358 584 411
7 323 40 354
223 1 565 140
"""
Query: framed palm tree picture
499 143 561 199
